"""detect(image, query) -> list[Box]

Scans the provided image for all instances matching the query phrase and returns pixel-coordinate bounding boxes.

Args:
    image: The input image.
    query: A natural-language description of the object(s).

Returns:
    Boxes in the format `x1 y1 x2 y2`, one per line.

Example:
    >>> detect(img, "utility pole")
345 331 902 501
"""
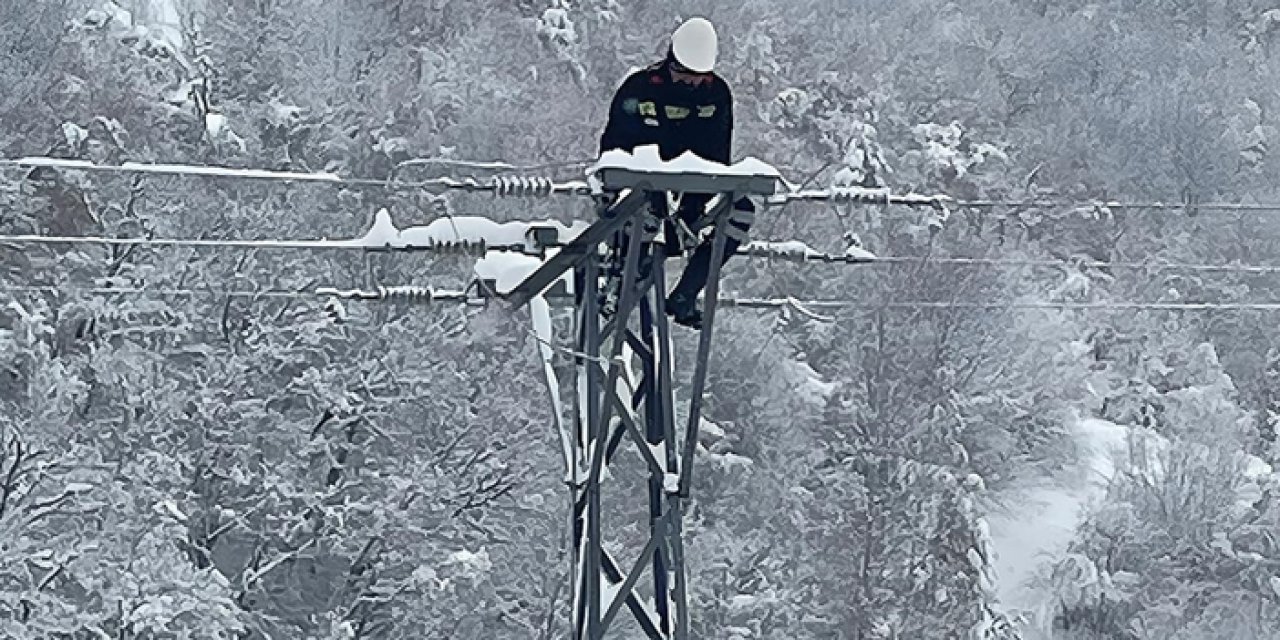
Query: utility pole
507 167 777 639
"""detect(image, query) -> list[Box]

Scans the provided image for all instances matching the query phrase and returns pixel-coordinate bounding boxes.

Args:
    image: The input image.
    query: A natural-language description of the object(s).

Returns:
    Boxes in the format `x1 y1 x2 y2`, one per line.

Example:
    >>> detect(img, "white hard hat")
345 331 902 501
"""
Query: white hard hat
671 17 718 73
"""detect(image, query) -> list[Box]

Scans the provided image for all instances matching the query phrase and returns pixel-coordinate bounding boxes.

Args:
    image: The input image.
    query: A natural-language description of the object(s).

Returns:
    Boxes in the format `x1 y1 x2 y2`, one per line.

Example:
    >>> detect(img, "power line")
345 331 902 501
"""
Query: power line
819 254 1280 275
8 282 1280 314
0 283 476 303
0 157 349 184
0 280 617 365
395 157 812 176
766 186 950 210
955 198 1280 212
0 234 372 251
11 156 1280 214
394 157 594 174
0 157 595 198
0 283 313 300
5 229 1279 274
823 254 1280 276
722 297 1280 313
9 232 1280 279
0 232 511 254
768 192 1280 212
760 185 1280 213
739 242 1280 275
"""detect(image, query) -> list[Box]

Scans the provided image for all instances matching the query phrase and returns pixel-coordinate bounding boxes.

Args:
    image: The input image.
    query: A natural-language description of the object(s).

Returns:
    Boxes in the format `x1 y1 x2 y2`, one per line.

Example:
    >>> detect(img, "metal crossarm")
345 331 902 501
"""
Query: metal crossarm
594 167 778 197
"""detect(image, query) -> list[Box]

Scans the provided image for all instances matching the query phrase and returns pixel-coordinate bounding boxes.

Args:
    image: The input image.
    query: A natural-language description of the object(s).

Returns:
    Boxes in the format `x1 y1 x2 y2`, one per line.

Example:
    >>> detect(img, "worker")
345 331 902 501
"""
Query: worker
598 17 754 329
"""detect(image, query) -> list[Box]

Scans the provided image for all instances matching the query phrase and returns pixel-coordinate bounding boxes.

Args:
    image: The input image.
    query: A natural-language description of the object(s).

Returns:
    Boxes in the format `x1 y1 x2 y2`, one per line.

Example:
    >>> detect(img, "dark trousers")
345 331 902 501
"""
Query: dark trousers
664 194 754 301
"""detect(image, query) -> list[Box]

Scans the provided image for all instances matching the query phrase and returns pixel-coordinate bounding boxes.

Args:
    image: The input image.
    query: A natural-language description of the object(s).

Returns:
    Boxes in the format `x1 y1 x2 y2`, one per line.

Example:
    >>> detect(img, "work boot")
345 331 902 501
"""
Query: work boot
664 292 703 330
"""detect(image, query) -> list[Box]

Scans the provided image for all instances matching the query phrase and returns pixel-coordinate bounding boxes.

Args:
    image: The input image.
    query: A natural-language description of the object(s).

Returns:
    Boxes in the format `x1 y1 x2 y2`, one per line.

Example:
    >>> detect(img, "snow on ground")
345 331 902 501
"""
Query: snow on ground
987 417 1278 638
984 417 1131 639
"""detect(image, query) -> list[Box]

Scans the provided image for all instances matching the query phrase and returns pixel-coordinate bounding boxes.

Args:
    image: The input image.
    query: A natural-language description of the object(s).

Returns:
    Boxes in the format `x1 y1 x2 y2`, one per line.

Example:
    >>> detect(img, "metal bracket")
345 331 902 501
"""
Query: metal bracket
466 277 500 306
525 223 562 255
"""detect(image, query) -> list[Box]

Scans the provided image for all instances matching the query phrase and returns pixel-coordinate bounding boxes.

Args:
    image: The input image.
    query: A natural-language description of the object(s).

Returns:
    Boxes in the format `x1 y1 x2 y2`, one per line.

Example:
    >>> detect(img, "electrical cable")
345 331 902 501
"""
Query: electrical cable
954 198 1280 212
13 155 1280 213
0 157 595 197
6 283 1280 314
737 242 1280 275
10 233 1280 278
721 297 1280 312
0 232 517 255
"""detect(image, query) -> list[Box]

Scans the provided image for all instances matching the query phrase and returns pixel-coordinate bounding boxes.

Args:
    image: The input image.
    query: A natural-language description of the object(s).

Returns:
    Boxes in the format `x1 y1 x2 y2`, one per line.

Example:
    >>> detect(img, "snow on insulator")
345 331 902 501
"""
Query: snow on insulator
423 174 592 197
830 186 894 204
740 240 823 263
739 240 878 264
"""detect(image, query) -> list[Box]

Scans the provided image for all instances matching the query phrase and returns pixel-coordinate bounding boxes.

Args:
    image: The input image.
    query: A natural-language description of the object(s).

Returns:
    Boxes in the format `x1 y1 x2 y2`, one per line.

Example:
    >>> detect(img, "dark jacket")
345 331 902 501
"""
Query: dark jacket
598 61 733 164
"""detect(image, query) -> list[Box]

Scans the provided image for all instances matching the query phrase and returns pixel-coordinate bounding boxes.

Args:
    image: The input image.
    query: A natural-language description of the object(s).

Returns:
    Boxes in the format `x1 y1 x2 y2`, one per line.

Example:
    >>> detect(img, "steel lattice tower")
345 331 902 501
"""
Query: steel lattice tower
508 168 778 639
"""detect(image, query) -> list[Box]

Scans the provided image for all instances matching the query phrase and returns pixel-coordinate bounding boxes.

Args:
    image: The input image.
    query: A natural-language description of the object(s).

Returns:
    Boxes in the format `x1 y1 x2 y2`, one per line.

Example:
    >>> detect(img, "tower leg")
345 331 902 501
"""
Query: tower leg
575 253 601 640
565 191 738 640
639 265 676 633
678 199 733 499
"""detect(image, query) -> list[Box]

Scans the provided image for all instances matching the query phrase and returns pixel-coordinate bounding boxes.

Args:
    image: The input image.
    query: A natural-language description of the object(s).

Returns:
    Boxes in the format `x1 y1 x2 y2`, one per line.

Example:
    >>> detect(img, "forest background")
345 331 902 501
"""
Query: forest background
2 1 1280 638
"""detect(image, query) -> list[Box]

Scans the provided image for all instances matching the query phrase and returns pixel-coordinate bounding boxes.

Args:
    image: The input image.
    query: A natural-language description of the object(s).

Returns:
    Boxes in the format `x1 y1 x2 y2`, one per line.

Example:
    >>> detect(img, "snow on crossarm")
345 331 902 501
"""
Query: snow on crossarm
591 144 781 178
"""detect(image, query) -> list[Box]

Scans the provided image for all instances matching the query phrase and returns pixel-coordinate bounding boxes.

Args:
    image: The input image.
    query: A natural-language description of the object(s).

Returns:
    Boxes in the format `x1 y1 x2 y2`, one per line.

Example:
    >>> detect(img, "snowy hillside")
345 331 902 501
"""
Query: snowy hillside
986 418 1132 638
5 1 1280 638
